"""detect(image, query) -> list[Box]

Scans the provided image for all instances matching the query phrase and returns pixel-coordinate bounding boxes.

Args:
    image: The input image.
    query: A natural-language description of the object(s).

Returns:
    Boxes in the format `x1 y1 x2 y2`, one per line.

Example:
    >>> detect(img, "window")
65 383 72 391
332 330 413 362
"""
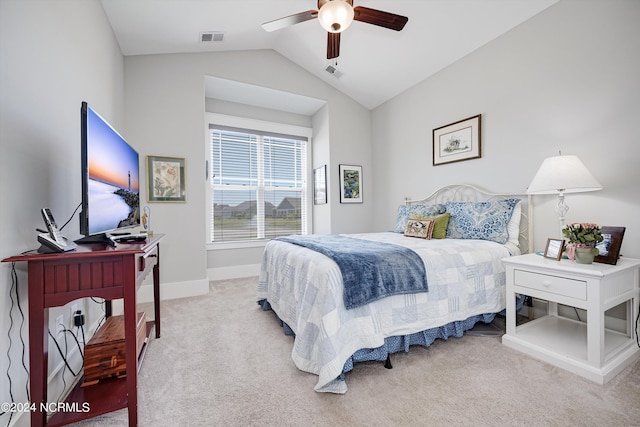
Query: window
208 121 309 243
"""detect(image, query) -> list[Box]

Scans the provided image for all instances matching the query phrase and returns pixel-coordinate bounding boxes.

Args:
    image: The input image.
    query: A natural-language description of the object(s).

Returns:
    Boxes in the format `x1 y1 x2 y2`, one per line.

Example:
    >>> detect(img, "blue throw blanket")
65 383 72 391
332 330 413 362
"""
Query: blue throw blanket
275 234 428 309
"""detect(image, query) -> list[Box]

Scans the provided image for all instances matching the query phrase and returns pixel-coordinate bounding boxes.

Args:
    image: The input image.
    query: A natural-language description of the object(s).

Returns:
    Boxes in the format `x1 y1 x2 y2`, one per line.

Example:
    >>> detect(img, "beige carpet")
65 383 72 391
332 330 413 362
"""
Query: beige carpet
76 277 640 426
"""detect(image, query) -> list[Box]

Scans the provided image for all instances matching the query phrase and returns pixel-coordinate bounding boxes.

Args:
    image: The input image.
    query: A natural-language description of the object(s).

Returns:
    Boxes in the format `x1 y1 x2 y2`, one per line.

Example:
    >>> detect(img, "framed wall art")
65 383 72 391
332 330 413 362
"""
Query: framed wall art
339 164 362 204
432 114 482 166
595 226 625 265
313 165 327 205
146 155 186 202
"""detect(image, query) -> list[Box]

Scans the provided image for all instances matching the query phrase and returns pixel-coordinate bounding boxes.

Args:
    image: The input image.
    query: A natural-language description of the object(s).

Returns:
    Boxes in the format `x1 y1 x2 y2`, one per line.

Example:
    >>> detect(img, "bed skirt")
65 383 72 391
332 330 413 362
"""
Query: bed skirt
257 296 523 383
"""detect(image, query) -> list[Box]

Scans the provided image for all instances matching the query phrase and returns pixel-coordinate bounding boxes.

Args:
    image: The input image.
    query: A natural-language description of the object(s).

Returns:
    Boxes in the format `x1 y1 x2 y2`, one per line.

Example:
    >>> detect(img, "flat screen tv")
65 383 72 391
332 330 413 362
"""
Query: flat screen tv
76 102 140 244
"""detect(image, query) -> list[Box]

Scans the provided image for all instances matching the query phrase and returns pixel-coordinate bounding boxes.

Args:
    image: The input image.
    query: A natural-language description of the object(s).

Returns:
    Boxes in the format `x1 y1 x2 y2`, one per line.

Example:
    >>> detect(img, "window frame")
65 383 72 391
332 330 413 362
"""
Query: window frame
205 113 313 250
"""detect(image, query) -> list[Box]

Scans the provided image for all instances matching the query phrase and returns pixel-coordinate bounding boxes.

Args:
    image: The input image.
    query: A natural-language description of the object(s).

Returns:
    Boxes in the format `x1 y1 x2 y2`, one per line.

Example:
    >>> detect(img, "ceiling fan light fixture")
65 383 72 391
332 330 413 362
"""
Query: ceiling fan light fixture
318 0 354 33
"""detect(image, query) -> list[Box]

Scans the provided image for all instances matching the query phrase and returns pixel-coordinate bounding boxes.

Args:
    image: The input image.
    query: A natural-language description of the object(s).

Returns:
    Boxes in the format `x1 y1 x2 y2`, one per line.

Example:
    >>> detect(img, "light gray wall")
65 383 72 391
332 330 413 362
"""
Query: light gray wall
371 0 640 258
205 98 313 128
124 50 372 277
312 104 332 234
0 1 124 423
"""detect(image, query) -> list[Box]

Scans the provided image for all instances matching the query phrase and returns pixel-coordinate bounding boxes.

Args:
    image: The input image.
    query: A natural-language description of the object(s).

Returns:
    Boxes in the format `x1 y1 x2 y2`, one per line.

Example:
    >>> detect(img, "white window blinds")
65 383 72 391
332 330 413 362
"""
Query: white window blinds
209 126 308 242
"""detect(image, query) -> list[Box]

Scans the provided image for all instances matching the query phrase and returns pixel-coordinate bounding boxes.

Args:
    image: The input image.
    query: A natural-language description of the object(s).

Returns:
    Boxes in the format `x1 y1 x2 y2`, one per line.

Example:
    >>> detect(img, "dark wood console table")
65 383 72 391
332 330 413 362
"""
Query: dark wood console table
2 234 164 427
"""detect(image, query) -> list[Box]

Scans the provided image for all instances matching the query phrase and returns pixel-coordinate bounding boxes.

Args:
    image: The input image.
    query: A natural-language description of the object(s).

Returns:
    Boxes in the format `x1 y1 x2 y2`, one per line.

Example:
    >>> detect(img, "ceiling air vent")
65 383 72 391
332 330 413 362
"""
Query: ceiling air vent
199 32 224 43
325 64 343 79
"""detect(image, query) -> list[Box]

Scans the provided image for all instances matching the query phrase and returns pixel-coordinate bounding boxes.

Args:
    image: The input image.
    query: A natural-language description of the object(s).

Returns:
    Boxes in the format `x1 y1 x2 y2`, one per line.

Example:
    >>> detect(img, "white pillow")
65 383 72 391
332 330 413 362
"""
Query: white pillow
507 200 522 248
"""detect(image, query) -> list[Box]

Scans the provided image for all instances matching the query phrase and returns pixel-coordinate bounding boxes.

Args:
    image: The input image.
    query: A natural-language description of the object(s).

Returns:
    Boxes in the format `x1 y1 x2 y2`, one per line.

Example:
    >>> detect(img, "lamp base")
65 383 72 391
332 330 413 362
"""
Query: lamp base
556 191 568 238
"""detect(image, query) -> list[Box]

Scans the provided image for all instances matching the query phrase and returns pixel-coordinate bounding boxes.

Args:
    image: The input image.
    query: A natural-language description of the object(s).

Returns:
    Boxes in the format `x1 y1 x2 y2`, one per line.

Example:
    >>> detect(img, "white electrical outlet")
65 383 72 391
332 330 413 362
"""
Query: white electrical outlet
56 314 64 339
71 304 78 318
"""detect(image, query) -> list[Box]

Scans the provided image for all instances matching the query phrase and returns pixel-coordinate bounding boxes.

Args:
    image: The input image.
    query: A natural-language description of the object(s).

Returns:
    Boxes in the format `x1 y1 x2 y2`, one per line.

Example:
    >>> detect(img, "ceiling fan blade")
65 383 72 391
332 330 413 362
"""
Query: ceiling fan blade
327 32 340 59
353 6 408 31
262 10 318 32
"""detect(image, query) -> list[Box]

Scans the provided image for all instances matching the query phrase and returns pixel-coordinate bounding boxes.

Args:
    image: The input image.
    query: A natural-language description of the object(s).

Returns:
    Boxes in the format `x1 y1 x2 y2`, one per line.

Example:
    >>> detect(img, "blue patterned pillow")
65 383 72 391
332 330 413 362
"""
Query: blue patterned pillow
393 204 445 233
445 198 520 244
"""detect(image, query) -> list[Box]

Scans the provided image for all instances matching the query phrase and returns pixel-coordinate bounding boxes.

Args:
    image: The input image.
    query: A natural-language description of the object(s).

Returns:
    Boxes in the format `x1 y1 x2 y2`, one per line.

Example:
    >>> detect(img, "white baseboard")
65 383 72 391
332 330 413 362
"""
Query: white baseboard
109 278 209 315
208 264 261 281
137 277 209 303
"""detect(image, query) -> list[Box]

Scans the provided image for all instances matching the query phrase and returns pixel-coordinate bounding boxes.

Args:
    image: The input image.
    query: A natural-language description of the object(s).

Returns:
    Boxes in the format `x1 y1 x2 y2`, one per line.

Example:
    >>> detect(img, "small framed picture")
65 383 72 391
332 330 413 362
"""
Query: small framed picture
339 164 362 203
147 155 186 202
595 226 625 265
544 238 565 260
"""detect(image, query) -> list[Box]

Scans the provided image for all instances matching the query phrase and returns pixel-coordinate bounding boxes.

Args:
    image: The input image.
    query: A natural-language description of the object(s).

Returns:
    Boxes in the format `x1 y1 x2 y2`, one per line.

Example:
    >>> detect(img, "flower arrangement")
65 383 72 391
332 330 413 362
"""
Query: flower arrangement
562 223 604 247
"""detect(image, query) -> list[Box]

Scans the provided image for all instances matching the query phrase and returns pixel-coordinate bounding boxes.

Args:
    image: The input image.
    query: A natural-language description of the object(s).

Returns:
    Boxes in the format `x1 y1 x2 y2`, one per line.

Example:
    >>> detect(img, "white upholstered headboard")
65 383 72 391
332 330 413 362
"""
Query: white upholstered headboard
404 184 533 254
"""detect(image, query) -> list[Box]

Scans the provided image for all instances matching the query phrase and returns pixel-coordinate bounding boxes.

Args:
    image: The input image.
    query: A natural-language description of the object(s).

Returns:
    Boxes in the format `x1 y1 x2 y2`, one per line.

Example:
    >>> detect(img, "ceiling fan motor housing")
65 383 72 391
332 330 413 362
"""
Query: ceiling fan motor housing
318 0 354 8
318 0 355 33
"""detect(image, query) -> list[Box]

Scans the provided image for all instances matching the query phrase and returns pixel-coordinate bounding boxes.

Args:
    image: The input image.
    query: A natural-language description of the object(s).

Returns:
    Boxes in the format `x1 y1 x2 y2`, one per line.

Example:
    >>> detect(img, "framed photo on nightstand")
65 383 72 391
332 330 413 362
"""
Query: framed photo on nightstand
544 238 565 260
595 226 625 265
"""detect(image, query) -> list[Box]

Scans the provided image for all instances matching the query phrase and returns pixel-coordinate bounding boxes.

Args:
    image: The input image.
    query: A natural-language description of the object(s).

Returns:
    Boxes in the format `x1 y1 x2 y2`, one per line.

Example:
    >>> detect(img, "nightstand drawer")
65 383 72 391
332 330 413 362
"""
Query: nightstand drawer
514 269 586 300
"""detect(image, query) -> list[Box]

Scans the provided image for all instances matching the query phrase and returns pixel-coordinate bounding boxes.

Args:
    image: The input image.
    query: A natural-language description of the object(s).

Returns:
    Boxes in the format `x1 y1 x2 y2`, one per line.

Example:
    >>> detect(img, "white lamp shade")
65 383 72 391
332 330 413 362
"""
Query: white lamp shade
318 0 354 33
527 155 603 195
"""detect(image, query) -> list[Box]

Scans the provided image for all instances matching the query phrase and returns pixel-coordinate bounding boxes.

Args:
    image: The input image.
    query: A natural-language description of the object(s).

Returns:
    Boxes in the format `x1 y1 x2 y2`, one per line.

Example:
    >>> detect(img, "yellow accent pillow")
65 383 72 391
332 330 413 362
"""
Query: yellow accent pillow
409 212 450 239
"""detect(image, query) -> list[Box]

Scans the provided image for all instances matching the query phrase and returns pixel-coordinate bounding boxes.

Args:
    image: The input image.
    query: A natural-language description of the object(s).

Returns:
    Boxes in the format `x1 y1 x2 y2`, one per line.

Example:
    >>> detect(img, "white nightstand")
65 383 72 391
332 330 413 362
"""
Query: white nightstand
502 253 640 384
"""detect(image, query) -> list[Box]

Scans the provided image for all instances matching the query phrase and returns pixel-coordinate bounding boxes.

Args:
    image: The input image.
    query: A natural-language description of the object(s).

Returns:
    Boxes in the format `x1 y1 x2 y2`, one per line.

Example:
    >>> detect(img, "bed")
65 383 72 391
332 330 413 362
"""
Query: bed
257 184 532 393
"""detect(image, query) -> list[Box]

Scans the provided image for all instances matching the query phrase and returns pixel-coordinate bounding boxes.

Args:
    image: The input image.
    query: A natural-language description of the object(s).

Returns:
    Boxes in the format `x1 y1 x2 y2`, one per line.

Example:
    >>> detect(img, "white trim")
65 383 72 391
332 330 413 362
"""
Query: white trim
205 112 313 245
109 279 209 316
208 264 261 281
206 112 313 139
137 278 209 303
207 239 267 251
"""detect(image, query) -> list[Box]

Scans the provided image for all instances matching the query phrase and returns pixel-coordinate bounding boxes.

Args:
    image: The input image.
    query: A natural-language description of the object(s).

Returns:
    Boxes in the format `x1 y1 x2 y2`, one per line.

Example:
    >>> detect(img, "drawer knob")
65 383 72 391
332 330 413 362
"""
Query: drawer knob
543 280 551 287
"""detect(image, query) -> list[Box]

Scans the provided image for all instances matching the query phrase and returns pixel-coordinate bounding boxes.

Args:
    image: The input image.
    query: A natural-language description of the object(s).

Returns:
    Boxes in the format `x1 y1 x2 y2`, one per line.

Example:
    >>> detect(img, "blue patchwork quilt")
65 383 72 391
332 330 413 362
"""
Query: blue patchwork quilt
275 234 428 309
259 232 513 393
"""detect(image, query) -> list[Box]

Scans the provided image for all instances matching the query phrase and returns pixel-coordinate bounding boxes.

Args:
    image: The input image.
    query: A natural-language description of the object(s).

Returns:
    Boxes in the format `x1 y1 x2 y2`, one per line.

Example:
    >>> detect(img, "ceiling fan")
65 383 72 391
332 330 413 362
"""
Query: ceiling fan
262 0 408 60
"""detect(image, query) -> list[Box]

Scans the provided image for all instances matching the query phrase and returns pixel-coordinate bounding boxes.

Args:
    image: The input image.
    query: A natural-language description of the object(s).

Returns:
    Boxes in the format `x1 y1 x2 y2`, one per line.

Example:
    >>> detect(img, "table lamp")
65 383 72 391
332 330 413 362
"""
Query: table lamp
526 154 602 237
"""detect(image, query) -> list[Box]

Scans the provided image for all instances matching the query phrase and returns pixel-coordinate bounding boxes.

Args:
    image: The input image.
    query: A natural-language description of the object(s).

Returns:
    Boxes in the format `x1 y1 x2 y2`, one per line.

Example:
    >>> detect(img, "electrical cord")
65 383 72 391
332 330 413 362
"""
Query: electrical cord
56 325 83 402
47 330 79 377
58 202 82 232
48 324 85 374
11 263 30 400
63 328 84 362
2 262 32 426
636 303 640 347
96 315 106 332
79 324 86 347
4 269 17 427
57 331 69 403
56 326 85 403
91 297 106 331
573 307 582 322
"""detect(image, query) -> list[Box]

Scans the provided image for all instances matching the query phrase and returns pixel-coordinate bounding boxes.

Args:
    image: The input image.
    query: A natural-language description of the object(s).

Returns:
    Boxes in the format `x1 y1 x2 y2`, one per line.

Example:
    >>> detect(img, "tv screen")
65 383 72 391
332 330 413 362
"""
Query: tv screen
77 102 140 243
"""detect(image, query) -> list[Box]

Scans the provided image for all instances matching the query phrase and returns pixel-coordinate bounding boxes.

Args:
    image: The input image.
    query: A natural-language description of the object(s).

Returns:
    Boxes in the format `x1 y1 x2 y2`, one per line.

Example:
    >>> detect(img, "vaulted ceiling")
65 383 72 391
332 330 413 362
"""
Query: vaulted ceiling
101 0 558 110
